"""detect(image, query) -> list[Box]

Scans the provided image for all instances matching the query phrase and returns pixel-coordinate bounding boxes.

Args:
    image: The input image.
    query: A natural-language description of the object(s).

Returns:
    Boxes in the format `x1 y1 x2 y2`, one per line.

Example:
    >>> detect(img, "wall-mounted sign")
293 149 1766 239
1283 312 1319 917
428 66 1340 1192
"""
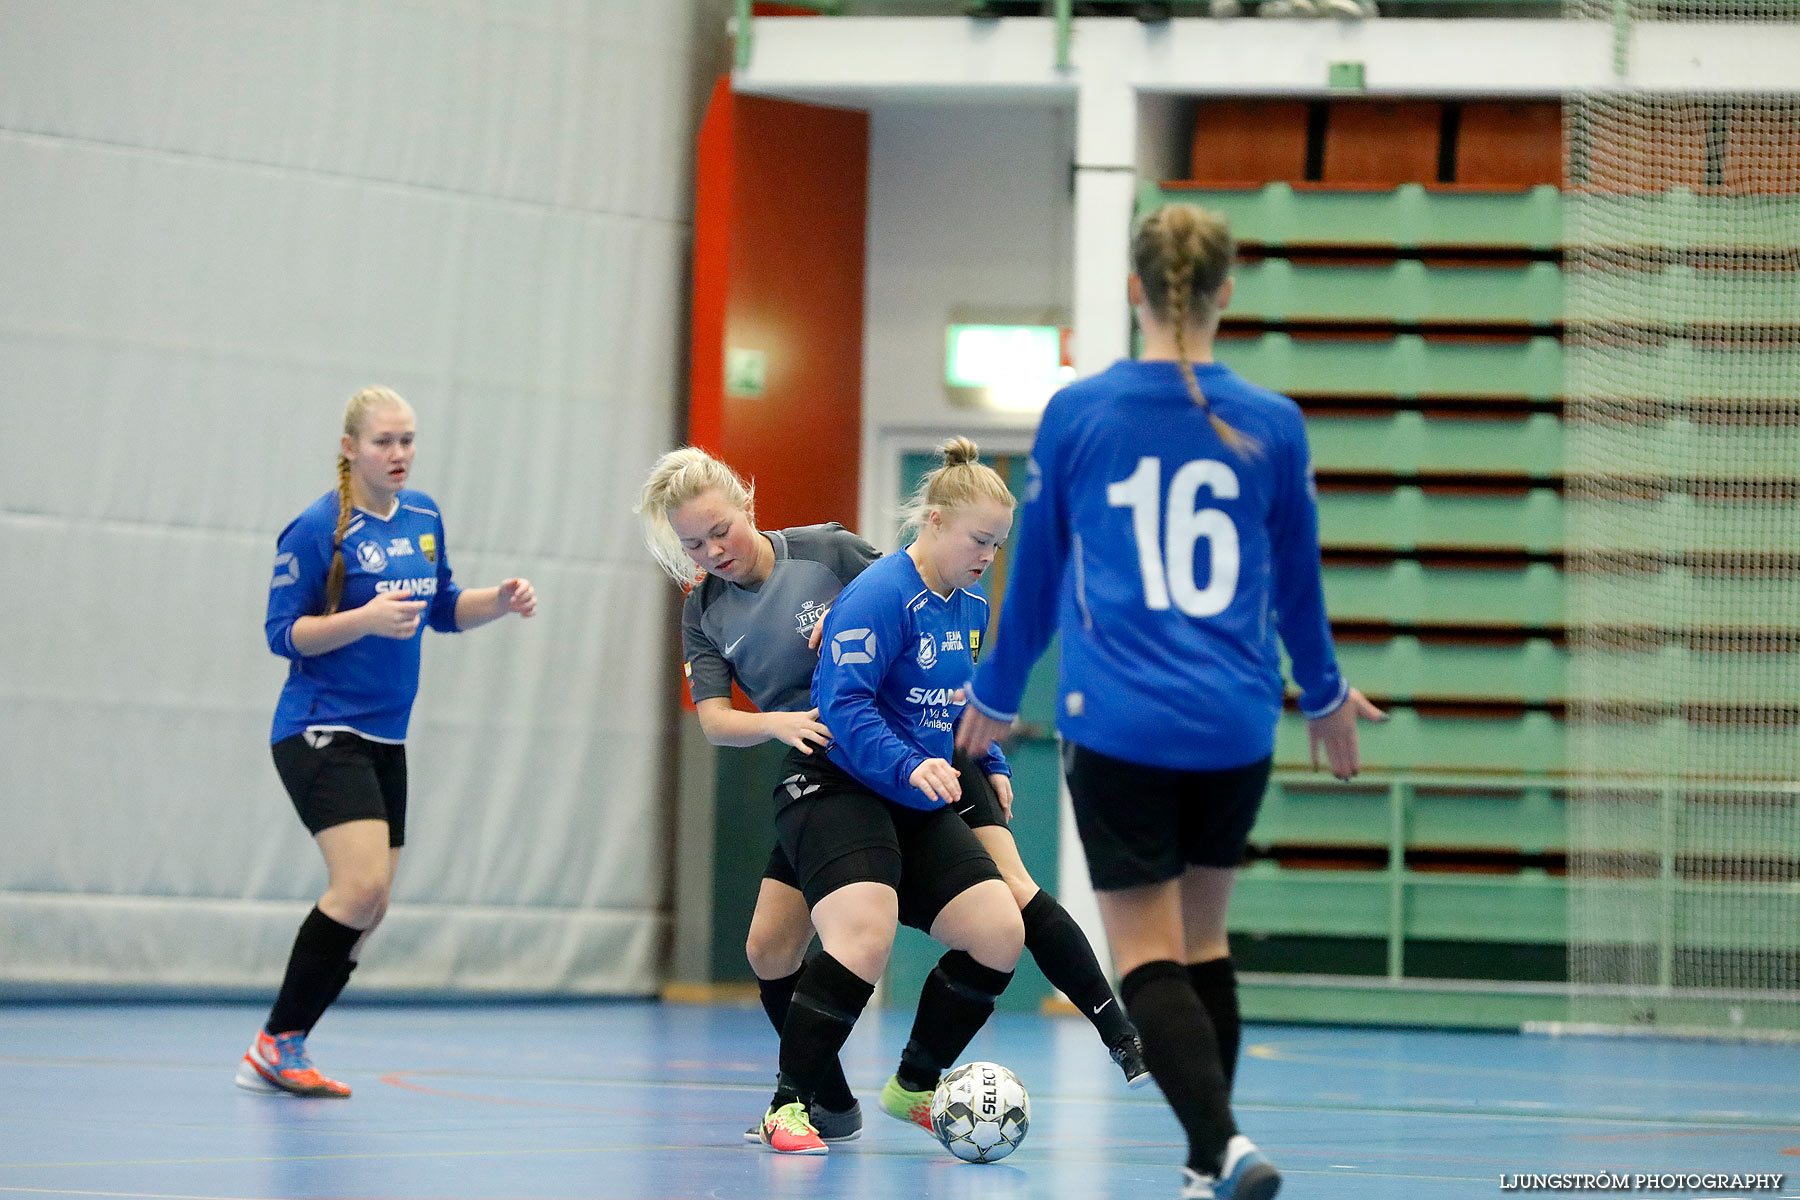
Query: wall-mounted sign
944 322 1074 412
726 347 767 398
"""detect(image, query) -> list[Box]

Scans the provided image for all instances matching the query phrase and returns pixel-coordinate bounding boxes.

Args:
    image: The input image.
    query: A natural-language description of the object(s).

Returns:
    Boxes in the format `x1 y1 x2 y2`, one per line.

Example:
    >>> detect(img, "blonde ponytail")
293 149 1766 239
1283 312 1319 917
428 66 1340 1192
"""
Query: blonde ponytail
1133 203 1259 456
323 386 412 615
899 437 1015 534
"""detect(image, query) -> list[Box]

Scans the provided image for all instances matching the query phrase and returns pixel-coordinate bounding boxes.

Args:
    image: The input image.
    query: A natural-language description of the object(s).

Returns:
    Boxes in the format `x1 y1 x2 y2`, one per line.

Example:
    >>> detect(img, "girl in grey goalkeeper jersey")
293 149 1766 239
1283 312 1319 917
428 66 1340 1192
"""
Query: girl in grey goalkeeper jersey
636 447 1148 1147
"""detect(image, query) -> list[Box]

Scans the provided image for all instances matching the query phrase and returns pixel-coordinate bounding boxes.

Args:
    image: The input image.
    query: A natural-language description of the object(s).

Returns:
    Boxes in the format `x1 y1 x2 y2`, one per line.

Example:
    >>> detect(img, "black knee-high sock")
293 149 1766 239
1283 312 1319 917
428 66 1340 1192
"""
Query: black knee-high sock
1121 960 1236 1176
309 960 358 1034
760 967 856 1111
266 907 363 1036
1020 890 1133 1045
771 952 875 1112
894 951 1014 1093
758 968 802 1035
1189 957 1242 1089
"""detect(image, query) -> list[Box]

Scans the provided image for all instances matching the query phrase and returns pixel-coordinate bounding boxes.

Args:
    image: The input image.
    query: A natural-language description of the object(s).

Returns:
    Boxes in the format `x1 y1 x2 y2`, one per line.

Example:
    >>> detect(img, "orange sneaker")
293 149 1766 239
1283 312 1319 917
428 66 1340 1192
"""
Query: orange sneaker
234 1029 351 1098
759 1101 827 1154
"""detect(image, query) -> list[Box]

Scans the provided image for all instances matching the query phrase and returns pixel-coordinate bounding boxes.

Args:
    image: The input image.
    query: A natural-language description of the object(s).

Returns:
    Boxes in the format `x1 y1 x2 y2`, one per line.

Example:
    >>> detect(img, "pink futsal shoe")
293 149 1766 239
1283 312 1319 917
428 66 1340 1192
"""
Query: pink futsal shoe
759 1101 828 1154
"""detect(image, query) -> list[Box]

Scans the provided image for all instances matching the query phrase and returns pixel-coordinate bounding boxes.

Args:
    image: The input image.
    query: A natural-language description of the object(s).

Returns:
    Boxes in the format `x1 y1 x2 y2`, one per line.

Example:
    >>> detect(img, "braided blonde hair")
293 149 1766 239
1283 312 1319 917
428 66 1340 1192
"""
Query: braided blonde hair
899 436 1015 535
635 447 757 586
324 386 411 614
1132 204 1258 455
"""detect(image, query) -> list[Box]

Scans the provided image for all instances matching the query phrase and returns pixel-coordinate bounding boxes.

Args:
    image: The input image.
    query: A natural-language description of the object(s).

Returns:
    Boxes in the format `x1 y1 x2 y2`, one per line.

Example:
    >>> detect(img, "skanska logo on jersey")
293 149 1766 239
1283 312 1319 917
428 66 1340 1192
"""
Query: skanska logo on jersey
375 577 438 596
907 686 966 734
831 628 877 665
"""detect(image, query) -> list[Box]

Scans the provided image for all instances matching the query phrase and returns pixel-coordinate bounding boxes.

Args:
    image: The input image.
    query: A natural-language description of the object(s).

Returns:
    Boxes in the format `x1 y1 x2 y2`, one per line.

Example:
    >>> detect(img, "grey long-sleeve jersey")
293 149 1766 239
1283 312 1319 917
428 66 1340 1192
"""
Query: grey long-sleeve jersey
681 523 881 713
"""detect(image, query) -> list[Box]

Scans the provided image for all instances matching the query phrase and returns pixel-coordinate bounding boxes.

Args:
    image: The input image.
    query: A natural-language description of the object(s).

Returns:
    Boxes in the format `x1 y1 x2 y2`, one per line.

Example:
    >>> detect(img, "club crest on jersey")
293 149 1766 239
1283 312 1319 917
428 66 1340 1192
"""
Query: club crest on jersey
357 540 388 572
969 629 982 662
419 533 437 563
916 633 938 668
832 628 877 665
795 599 828 638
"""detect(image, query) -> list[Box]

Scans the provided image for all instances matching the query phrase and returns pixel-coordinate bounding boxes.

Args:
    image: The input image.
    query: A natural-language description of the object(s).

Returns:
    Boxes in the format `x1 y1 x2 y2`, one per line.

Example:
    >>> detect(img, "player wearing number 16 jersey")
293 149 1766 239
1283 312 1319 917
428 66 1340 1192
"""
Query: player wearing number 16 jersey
958 204 1385 1200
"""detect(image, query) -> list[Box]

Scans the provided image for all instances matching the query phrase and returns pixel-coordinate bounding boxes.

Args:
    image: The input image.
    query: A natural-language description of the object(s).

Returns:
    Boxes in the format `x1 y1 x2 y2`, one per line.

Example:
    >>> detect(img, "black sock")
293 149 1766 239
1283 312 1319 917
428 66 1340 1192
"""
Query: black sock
894 951 1013 1094
758 969 802 1036
1121 959 1236 1176
771 952 875 1112
1189 957 1241 1090
760 966 856 1111
308 959 358 1033
1020 890 1133 1046
266 907 363 1036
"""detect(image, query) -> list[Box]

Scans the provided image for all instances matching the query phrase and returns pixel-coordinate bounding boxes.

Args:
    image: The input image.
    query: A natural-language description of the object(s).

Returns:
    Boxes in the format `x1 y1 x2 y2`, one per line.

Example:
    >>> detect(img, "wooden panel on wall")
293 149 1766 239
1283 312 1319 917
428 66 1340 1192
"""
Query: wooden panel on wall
1324 101 1444 188
1458 102 1563 189
1190 99 1311 185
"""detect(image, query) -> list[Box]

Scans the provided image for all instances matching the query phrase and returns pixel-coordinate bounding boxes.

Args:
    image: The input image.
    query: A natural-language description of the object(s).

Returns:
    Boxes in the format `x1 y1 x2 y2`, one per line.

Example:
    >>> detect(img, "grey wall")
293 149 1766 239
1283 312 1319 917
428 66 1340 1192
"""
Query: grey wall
0 0 725 994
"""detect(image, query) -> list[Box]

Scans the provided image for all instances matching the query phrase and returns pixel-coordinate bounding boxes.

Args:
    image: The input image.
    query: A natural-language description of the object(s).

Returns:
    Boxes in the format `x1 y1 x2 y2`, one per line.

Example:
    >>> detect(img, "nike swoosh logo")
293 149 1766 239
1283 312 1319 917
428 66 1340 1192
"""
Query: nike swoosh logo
723 635 746 656
1092 999 1112 1015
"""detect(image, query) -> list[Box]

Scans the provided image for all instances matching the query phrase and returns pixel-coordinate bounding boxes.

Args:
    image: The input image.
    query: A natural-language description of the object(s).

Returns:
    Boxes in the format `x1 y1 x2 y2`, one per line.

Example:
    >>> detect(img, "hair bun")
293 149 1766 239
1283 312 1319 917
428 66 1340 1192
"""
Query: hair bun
939 436 980 468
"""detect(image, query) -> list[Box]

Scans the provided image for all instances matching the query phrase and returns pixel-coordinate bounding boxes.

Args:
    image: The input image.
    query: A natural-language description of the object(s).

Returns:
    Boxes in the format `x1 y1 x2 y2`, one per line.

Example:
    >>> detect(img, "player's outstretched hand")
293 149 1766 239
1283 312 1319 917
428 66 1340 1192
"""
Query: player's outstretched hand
1306 687 1388 781
909 758 962 806
499 577 537 618
768 708 831 755
954 705 1010 758
361 590 427 639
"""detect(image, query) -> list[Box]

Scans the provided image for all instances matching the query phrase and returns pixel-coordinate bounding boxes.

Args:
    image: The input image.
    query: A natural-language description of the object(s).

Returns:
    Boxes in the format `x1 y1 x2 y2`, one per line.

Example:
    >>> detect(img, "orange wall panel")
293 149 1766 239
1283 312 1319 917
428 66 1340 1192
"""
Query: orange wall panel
690 81 868 532
1324 101 1443 187
1458 102 1563 189
1190 100 1310 185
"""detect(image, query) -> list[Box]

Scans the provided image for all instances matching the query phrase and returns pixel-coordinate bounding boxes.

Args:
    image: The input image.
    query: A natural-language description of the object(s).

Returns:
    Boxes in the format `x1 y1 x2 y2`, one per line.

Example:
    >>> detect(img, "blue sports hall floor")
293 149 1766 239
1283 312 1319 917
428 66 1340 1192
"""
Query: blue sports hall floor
3 1000 1798 1199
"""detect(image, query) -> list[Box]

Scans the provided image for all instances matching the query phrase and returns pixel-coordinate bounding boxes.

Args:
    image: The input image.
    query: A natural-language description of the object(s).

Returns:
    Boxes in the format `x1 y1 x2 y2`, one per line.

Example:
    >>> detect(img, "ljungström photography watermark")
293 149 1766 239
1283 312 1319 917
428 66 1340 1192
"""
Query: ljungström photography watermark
1497 1173 1787 1194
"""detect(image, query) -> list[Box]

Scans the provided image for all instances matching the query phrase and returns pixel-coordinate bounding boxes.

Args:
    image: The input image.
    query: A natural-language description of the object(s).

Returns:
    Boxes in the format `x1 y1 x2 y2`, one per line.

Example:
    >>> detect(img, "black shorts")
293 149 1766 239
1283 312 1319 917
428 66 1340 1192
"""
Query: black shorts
761 750 1006 888
948 748 1010 831
764 841 800 889
1062 741 1271 891
772 749 1000 931
271 731 407 847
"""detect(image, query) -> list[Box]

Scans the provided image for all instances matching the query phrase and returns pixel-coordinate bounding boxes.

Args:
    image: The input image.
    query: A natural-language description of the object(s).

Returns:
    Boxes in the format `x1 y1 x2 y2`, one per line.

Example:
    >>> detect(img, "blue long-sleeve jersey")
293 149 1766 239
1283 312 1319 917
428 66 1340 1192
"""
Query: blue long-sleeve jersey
814 548 1008 810
265 488 463 744
967 359 1346 771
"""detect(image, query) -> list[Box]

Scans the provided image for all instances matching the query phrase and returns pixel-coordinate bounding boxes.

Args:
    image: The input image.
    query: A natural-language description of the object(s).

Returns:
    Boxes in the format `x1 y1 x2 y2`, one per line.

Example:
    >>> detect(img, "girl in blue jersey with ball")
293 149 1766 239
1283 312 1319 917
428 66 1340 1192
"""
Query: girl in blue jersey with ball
957 205 1384 1200
752 439 1027 1153
638 444 1146 1153
239 386 537 1098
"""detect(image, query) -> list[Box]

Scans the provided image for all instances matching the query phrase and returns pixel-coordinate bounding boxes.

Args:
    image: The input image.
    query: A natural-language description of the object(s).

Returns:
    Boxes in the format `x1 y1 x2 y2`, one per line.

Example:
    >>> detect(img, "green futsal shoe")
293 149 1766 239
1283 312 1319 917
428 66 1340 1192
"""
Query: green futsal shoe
878 1073 936 1136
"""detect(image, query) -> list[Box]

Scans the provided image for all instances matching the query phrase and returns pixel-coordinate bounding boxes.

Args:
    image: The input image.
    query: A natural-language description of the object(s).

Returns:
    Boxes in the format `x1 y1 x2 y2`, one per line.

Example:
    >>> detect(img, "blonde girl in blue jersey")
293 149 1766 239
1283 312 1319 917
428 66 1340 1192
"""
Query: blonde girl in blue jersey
639 444 1147 1151
958 205 1384 1200
239 386 537 1098
741 440 1028 1153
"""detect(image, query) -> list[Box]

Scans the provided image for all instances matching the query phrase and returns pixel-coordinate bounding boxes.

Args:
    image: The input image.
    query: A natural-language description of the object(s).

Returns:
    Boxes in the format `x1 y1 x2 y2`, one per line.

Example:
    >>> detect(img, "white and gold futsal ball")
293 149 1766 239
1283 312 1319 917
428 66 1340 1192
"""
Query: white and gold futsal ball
930 1060 1030 1163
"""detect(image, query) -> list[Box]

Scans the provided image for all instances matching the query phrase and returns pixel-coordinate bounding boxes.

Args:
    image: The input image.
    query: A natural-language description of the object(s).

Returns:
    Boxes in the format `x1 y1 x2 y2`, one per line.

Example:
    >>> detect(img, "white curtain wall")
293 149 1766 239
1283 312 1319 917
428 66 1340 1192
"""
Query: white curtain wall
0 0 721 995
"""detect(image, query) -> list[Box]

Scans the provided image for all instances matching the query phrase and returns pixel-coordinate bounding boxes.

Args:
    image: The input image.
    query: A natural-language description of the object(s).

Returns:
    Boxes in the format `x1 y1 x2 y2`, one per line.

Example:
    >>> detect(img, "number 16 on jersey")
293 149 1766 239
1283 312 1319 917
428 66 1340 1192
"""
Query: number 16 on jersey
1107 456 1241 618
